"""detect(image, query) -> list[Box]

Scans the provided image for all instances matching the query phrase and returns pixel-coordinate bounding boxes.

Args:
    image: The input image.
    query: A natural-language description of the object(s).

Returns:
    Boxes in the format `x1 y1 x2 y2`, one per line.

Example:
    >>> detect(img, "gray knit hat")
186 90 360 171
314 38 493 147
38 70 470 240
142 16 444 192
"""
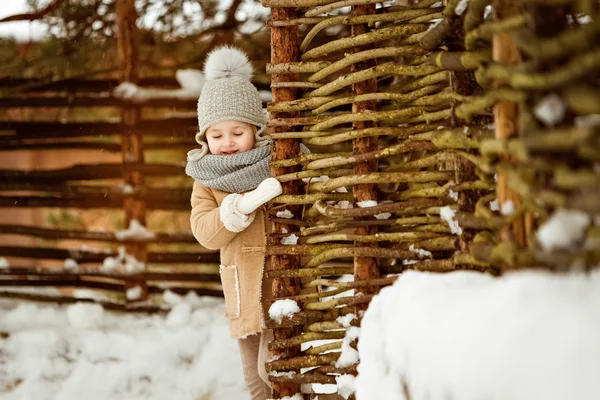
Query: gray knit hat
192 46 267 160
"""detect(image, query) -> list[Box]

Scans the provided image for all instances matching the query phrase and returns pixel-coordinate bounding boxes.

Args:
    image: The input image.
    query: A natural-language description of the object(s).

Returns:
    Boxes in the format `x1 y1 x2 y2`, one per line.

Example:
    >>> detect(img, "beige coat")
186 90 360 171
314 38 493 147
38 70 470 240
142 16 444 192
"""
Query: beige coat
190 180 271 339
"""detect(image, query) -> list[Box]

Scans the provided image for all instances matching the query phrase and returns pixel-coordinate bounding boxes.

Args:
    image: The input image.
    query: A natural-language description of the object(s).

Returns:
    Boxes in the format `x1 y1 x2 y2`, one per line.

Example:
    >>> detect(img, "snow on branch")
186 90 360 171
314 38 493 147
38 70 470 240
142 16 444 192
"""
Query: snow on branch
268 299 300 324
115 219 156 241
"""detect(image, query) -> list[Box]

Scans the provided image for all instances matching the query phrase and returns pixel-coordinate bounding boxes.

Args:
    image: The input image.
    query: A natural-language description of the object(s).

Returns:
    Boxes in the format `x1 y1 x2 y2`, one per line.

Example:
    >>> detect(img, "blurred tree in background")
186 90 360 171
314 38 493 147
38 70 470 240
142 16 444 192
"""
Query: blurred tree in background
1 0 271 80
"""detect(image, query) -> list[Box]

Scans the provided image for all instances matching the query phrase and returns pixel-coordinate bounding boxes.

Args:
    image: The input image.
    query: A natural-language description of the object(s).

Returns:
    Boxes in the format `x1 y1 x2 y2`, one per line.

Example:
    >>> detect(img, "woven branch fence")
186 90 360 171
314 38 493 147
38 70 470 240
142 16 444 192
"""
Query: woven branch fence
263 0 600 398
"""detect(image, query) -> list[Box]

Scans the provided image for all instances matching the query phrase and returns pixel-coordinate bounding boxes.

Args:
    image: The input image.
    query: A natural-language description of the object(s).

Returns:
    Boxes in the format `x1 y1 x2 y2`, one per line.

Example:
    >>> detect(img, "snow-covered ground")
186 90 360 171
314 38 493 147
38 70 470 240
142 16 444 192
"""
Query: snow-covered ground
0 293 249 400
357 269 600 400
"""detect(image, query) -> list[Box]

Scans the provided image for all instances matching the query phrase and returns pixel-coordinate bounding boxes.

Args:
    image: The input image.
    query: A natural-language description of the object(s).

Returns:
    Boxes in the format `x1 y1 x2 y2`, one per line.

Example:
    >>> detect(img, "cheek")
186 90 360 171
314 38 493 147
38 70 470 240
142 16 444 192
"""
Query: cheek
206 138 220 153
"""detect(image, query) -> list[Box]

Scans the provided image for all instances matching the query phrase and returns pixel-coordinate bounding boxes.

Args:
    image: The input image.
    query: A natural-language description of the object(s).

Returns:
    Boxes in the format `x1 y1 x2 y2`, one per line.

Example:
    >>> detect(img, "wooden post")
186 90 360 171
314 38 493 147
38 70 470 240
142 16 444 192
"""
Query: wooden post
116 0 148 302
351 4 380 295
492 0 527 251
269 6 303 399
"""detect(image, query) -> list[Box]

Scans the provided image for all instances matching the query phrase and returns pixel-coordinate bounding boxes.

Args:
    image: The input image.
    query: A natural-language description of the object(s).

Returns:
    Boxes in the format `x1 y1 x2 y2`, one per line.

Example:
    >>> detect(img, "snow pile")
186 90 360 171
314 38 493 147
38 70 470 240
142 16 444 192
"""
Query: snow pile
409 244 432 258
332 200 353 209
280 234 299 245
534 93 565 126
356 270 600 400
115 219 156 241
336 374 356 400
0 296 249 400
374 212 392 220
455 0 469 15
64 258 79 270
489 198 499 211
165 302 193 327
66 302 104 329
357 200 377 208
536 209 591 252
500 199 515 216
440 206 462 235
276 209 294 219
102 246 145 272
126 285 143 301
336 313 356 328
113 70 206 103
335 326 360 368
269 299 301 324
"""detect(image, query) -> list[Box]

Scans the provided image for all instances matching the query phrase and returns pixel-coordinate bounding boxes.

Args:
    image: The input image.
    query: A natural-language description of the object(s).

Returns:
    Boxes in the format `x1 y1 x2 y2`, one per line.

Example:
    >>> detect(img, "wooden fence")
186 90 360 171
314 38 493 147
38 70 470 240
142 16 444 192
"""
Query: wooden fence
262 0 600 399
0 1 228 311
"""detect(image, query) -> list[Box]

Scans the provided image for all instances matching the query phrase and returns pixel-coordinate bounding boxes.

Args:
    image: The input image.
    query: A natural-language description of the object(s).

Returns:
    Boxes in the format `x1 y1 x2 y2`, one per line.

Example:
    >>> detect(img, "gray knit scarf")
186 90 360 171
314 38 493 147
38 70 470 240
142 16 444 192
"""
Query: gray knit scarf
186 143 272 193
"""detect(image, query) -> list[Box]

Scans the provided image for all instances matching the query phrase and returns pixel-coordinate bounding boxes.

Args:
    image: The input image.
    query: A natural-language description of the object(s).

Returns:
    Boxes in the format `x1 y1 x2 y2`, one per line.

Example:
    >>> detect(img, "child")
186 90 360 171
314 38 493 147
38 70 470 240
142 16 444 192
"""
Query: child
185 46 280 400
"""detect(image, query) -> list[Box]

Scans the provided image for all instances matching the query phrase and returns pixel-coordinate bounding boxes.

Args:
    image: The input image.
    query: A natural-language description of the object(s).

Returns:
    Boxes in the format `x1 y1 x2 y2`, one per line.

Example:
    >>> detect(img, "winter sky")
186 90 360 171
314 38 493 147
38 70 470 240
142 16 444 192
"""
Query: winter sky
0 2 48 41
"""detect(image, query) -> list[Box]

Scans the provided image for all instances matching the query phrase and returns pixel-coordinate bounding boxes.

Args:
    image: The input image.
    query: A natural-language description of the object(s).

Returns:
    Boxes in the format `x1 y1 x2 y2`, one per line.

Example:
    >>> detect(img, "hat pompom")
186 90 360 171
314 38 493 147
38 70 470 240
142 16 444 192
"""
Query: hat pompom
204 46 253 82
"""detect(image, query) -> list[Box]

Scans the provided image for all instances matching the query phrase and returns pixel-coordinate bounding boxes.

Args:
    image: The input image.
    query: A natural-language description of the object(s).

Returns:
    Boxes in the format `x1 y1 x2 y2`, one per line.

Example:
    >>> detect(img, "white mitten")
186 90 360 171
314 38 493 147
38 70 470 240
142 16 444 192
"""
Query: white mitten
237 178 282 214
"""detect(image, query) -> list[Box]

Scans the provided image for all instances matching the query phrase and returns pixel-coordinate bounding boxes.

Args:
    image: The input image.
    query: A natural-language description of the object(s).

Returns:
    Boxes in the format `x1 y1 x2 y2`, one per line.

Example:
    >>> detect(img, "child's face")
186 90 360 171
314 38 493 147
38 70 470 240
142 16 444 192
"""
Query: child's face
206 120 255 155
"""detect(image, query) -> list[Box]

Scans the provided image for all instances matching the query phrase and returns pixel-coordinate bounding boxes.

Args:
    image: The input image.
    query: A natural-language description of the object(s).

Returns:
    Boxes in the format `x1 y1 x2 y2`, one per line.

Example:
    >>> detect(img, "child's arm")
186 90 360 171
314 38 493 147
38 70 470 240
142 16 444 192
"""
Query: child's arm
190 178 282 249
190 181 250 250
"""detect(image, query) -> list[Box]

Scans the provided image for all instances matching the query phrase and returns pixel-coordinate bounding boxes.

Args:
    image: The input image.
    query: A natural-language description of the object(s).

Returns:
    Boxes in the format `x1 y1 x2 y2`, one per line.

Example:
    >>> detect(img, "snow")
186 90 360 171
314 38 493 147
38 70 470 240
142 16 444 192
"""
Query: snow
409 244 433 258
490 198 500 211
333 200 353 209
336 313 356 328
66 303 105 330
356 269 600 400
484 4 492 19
440 206 463 235
102 247 145 272
112 70 205 103
448 189 459 201
335 326 361 368
500 199 515 216
536 209 591 252
336 374 356 400
115 219 156 241
455 0 469 15
357 200 378 208
64 258 79 270
276 209 294 219
280 234 299 245
374 212 392 220
121 184 135 194
268 299 300 324
0 257 9 269
426 19 443 33
126 285 143 301
165 302 192 327
534 93 565 126
0 296 249 400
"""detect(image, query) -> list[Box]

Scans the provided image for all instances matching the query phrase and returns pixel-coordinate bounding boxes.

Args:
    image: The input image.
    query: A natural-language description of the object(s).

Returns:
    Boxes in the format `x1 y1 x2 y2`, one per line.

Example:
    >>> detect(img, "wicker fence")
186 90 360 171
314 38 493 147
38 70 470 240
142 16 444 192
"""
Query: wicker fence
263 0 600 399
0 0 598 396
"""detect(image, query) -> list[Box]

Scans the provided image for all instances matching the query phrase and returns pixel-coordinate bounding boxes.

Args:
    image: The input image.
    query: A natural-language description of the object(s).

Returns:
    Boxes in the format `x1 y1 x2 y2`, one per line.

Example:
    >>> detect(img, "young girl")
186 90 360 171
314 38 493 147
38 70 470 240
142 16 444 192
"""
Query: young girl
185 46 280 400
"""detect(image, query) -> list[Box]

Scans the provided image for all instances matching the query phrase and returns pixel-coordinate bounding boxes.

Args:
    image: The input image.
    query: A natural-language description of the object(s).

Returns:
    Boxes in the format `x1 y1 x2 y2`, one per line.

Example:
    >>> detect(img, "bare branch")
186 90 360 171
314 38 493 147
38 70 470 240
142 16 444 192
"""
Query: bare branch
0 0 67 23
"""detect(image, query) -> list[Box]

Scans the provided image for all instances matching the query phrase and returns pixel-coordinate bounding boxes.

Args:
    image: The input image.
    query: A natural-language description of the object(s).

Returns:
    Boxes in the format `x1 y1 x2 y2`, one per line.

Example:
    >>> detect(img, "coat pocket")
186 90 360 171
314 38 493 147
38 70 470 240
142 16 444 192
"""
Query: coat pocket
219 265 240 319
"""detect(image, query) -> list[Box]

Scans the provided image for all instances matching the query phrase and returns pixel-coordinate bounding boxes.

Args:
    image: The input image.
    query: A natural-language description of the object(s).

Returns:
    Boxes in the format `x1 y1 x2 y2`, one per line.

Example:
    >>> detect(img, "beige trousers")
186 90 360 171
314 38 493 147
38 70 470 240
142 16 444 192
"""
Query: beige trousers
238 330 273 400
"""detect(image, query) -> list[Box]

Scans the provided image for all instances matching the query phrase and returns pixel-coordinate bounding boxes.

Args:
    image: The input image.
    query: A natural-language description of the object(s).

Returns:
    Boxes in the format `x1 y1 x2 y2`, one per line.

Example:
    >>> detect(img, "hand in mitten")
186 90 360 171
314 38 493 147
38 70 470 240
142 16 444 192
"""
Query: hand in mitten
237 178 282 214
